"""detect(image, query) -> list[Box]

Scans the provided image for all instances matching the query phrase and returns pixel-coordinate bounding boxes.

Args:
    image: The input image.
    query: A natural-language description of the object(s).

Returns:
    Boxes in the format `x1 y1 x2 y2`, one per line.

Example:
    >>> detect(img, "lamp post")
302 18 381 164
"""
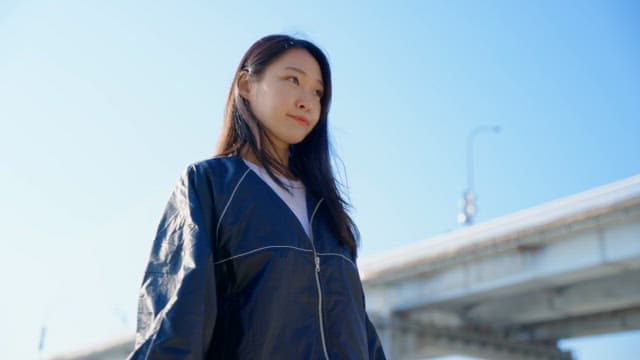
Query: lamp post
458 125 501 226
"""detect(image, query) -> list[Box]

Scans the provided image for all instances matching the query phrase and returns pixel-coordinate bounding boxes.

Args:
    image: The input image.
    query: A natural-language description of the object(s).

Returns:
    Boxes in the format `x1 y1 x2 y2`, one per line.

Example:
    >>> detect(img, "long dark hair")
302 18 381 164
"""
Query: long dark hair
215 34 359 256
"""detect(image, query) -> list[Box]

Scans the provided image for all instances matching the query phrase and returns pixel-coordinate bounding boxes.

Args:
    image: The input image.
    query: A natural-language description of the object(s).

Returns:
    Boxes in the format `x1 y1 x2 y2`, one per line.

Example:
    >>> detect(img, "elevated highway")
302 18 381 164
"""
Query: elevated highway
360 175 640 359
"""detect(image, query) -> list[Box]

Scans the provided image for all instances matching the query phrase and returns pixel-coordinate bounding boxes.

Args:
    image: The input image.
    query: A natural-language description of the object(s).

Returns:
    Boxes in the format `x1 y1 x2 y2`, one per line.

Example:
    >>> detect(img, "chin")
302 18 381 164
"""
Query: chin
286 134 311 145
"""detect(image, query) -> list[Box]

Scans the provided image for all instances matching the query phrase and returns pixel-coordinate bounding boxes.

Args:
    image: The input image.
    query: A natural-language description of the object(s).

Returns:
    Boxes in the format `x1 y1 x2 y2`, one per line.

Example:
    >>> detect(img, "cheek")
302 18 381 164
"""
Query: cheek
310 114 322 130
251 89 276 119
261 86 288 113
313 104 322 122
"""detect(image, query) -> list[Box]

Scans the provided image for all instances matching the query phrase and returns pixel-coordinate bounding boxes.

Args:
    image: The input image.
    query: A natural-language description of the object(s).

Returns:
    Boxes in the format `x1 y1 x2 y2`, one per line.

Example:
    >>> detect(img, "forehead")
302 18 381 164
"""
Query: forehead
268 48 323 85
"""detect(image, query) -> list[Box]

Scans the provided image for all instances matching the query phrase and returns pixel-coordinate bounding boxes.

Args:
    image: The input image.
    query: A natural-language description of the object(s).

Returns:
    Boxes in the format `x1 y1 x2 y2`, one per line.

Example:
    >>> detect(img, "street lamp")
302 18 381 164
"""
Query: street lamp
458 125 501 226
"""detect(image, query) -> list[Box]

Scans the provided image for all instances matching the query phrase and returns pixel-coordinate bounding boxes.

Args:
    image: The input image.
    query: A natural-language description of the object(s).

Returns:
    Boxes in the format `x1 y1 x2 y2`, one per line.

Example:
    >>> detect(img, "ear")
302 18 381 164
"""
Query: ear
237 71 252 100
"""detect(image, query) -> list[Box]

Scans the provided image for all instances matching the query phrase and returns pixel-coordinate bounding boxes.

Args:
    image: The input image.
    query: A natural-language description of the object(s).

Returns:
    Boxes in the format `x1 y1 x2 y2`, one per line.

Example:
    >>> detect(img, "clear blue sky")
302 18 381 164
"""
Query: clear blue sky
1 0 639 358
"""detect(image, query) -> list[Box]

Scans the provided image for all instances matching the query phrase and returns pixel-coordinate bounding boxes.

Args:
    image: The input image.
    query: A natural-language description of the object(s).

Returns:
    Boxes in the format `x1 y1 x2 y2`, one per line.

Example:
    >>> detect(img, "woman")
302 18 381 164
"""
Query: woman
129 34 386 359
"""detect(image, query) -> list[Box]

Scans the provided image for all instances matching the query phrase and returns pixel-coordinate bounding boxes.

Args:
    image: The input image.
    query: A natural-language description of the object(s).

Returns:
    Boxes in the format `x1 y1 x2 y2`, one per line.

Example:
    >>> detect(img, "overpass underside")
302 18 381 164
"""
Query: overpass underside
361 176 640 359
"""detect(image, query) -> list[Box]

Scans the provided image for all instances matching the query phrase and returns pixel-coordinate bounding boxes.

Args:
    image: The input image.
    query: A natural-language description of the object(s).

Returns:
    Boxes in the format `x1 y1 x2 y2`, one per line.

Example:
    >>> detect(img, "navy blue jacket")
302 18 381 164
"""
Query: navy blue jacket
129 155 386 359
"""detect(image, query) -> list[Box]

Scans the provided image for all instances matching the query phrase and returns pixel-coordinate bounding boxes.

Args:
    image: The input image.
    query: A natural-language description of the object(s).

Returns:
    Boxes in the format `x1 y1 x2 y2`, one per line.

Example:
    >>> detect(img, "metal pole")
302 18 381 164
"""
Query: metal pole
459 125 501 225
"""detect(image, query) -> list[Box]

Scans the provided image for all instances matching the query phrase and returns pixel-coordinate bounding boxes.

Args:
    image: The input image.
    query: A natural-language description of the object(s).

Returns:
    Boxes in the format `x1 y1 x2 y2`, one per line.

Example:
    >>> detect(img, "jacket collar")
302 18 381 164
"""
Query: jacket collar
230 154 324 220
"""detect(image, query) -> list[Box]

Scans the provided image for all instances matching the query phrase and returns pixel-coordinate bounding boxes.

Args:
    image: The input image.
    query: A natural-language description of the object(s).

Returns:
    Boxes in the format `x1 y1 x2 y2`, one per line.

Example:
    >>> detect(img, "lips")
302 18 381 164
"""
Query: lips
287 114 310 126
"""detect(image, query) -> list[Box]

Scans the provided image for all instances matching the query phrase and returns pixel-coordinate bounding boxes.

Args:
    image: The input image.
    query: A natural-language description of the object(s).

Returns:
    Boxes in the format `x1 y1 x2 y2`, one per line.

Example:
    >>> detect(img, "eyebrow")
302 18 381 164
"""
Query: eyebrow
283 66 324 87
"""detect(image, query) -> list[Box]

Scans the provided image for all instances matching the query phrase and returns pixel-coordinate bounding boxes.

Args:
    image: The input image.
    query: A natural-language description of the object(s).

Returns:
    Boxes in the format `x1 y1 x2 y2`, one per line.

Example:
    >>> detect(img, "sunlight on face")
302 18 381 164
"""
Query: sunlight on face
242 48 324 155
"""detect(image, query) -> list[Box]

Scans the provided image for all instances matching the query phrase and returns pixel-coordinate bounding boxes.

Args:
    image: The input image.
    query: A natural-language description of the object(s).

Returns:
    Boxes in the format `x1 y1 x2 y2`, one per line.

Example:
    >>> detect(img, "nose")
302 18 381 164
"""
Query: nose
295 91 314 112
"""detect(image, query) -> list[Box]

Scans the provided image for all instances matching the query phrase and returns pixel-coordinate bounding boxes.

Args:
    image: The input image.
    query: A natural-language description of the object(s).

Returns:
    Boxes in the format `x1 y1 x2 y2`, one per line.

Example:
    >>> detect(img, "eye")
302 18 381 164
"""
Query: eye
315 89 324 98
286 76 299 85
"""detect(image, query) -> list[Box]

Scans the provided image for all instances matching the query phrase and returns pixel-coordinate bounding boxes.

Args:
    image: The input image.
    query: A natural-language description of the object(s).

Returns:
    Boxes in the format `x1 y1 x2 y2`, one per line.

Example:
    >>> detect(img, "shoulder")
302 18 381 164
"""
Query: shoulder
187 155 240 174
181 155 252 197
181 155 246 181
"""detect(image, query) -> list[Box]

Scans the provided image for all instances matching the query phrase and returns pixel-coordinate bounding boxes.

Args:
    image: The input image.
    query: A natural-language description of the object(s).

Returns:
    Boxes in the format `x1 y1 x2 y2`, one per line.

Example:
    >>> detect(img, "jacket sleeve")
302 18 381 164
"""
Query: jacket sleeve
129 164 218 360
365 311 387 359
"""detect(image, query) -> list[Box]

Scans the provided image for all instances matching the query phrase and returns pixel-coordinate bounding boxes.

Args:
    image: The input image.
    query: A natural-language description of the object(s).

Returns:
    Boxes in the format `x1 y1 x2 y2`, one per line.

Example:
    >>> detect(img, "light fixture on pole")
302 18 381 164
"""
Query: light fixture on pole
458 125 501 226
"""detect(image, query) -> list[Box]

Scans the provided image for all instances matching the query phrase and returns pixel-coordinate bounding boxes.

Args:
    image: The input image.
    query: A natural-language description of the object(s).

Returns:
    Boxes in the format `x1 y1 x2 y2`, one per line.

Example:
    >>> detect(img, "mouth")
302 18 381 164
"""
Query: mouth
287 114 310 126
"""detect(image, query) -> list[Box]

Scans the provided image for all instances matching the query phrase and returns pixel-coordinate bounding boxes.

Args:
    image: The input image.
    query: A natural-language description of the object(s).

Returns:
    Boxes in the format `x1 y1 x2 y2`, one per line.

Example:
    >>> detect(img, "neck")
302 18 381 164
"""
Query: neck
271 144 290 168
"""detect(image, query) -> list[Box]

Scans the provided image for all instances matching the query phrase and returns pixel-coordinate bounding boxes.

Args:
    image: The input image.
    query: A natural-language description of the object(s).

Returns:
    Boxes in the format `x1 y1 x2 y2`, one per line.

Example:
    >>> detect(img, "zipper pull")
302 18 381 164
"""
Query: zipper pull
315 256 320 273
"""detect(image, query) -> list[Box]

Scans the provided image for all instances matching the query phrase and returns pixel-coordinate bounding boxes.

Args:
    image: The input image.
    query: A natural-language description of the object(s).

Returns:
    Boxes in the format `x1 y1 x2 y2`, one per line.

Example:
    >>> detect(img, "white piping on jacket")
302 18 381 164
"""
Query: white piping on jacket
215 168 250 240
317 252 357 270
214 245 313 265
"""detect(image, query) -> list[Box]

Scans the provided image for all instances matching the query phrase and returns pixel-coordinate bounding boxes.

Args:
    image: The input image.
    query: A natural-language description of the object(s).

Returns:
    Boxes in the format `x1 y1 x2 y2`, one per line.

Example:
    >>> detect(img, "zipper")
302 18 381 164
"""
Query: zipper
309 199 330 360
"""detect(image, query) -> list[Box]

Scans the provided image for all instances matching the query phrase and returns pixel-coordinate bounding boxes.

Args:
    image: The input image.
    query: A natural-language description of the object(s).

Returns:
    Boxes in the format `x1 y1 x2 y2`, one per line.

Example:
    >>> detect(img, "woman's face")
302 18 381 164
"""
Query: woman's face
241 48 324 154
